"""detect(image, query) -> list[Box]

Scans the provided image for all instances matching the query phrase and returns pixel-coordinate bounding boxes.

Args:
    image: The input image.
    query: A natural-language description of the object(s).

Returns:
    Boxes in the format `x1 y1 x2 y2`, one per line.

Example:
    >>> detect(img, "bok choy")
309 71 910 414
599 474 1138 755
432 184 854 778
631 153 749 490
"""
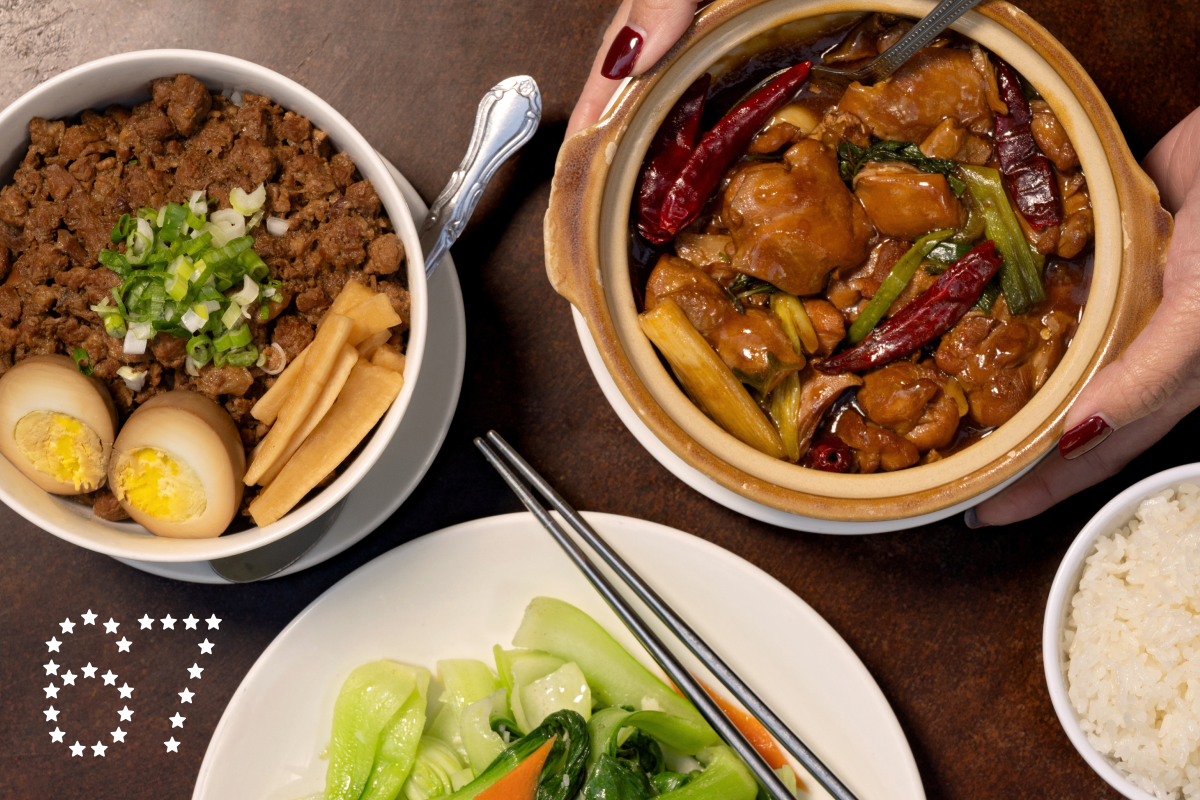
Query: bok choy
319 599 796 800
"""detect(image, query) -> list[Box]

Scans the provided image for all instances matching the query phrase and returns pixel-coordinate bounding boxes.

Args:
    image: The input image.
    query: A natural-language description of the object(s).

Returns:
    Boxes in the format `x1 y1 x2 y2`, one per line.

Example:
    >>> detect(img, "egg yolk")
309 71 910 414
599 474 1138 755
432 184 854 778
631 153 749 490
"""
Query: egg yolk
14 411 106 491
113 447 206 523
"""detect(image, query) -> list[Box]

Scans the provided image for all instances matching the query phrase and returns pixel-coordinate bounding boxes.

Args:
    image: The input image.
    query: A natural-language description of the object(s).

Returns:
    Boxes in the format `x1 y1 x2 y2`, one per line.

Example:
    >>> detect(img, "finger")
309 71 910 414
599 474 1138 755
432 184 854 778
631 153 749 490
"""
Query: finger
1057 188 1200 454
1142 105 1200 215
973 370 1200 526
567 0 634 139
567 0 700 138
613 0 701 80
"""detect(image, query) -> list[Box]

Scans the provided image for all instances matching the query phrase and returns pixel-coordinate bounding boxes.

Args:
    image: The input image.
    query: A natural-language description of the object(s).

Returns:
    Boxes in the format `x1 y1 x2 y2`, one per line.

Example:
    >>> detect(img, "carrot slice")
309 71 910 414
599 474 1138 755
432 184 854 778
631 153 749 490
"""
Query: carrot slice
671 679 798 784
476 736 556 800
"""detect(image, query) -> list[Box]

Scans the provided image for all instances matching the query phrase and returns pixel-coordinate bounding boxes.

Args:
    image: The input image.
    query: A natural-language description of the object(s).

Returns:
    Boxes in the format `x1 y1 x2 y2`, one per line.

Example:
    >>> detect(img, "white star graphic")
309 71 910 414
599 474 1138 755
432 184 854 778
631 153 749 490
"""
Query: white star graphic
44 684 59 699
44 706 59 722
81 610 97 625
161 614 176 630
101 670 117 686
169 712 186 728
179 688 195 704
45 637 61 653
117 706 134 722
183 614 199 630
116 637 132 653
49 728 64 743
198 639 214 654
44 660 58 675
91 741 107 757
111 727 126 743
103 618 119 634
164 737 180 753
205 614 221 630
138 614 154 629
187 663 204 680
70 741 84 757
81 663 97 679
61 670 77 686
118 683 134 698
59 618 75 634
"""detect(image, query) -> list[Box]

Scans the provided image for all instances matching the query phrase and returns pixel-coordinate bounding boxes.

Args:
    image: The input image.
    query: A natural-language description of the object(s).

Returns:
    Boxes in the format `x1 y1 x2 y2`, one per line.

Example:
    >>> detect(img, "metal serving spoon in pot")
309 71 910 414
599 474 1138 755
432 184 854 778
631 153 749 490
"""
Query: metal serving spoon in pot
209 76 542 583
810 0 985 89
731 0 986 103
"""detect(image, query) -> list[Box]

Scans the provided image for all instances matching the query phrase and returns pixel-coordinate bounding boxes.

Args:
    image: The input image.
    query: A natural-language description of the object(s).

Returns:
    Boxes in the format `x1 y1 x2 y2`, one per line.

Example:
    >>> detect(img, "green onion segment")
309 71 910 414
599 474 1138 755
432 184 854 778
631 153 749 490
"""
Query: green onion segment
95 188 280 370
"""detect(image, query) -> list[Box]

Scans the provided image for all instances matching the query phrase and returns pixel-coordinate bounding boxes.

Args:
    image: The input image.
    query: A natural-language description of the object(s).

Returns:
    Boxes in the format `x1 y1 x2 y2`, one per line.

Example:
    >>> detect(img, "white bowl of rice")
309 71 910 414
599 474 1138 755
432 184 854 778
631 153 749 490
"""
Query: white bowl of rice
1045 463 1200 800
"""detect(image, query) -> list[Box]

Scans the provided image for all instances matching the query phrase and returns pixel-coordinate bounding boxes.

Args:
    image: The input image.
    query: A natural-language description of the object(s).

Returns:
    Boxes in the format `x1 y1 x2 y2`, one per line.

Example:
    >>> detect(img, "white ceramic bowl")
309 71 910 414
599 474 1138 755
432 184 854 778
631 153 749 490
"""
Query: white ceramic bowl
0 49 427 562
1043 463 1200 800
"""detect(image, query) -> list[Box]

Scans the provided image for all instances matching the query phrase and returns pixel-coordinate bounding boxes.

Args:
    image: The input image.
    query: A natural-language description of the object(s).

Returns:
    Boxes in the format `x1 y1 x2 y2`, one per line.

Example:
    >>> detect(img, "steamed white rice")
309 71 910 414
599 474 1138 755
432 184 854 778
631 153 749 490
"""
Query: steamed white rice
1067 484 1200 799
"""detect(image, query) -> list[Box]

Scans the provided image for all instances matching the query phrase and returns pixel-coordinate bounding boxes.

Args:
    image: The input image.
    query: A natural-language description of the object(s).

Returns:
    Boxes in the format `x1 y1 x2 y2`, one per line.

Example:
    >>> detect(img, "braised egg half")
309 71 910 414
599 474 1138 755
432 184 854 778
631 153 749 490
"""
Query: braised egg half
109 391 245 538
0 355 118 495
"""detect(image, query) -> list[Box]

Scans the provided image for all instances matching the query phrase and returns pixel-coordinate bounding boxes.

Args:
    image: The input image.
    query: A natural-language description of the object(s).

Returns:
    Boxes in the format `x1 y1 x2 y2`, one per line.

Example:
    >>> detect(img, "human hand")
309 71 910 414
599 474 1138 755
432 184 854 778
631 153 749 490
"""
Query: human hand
567 0 703 138
969 105 1200 527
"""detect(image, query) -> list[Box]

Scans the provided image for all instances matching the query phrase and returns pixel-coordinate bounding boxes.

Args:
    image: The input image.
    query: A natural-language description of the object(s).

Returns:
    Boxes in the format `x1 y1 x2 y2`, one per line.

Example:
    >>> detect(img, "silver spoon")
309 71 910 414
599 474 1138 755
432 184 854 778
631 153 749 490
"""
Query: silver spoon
810 0 985 89
208 76 543 583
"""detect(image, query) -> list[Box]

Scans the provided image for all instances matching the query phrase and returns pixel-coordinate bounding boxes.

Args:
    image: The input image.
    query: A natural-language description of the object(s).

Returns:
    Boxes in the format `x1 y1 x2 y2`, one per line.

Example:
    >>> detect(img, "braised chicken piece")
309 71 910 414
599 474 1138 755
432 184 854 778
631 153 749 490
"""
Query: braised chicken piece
644 255 733 338
839 47 995 142
834 409 919 472
918 118 993 165
722 140 874 296
808 109 873 150
792 366 863 455
853 162 965 240
709 308 805 393
674 233 733 270
801 298 845 357
935 306 1074 428
825 238 909 319
857 361 960 452
1056 171 1094 259
1029 100 1079 172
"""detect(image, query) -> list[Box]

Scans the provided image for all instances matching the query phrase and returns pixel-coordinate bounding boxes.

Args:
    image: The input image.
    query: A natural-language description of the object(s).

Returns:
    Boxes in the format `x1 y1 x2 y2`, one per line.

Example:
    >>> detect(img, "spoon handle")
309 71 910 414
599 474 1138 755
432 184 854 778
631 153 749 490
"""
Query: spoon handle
419 76 542 276
870 0 984 81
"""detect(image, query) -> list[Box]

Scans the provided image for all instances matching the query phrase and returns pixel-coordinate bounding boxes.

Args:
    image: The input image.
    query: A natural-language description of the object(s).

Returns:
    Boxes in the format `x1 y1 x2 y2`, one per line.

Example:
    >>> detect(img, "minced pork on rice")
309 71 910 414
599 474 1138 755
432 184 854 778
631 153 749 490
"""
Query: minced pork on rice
1068 485 1200 799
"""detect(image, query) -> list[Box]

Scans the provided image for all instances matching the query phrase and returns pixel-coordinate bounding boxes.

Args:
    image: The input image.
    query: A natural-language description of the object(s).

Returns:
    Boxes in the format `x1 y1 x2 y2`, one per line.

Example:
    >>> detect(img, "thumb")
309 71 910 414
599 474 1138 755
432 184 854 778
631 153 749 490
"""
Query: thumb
1059 182 1200 459
568 0 701 138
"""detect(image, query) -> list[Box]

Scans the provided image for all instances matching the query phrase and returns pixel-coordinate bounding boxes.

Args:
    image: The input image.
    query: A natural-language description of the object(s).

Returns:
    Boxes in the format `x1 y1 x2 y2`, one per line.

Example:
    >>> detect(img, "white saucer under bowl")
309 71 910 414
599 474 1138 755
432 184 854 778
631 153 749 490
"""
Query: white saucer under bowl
115 161 466 582
572 309 1031 534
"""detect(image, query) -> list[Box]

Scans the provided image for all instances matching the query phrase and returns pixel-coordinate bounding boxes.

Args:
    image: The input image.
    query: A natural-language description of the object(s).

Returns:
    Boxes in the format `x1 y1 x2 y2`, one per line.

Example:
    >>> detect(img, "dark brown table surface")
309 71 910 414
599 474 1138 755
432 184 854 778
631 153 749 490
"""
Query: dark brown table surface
1 1 1197 797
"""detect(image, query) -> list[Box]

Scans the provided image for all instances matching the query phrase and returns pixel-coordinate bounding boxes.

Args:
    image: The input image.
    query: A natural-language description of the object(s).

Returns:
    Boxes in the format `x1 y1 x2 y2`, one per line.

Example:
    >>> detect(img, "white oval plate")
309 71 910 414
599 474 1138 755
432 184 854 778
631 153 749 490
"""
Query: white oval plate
115 161 465 582
572 309 1032 534
194 512 924 800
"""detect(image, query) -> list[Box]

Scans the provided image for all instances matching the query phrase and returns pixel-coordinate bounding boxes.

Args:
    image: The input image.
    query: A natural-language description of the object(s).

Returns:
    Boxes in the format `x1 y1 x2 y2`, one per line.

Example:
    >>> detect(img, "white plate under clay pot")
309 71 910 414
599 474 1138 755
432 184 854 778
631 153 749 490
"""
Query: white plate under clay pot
116 161 466 582
193 511 924 800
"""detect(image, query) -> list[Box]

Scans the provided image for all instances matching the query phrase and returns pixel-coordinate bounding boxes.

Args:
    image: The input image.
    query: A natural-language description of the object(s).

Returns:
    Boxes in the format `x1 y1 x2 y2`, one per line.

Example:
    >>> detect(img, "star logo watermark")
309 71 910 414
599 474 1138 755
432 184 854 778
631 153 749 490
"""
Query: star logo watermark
36 612 223 757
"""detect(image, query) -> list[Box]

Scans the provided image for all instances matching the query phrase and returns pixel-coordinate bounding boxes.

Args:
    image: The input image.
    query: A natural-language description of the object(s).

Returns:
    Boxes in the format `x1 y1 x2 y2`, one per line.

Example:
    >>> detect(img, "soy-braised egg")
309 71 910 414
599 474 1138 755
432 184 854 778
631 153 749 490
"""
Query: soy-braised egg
109 391 245 538
0 355 117 495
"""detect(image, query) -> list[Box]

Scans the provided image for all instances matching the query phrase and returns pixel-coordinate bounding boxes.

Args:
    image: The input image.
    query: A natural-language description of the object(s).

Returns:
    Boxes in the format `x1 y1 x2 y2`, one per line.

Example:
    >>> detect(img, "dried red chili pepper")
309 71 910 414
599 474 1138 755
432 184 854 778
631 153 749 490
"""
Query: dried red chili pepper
635 73 711 244
803 435 853 472
657 61 812 237
816 240 1002 374
993 57 1062 230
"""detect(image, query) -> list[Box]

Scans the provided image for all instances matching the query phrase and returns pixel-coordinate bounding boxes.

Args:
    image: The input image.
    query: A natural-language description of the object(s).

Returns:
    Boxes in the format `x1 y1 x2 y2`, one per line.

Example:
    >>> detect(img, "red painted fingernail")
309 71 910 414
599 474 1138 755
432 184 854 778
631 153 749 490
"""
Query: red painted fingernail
601 25 644 80
964 508 990 529
1058 415 1113 460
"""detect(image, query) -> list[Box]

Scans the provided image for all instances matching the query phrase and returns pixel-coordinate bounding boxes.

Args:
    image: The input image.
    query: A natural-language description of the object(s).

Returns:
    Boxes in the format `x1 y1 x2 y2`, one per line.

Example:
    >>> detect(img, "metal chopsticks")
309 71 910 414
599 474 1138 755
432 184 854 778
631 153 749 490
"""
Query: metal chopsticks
475 431 860 800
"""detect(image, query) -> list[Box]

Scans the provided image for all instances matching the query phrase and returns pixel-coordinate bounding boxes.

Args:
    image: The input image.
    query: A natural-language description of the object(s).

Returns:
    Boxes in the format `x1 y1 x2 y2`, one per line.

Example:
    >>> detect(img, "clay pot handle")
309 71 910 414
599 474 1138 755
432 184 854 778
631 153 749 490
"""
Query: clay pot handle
544 119 623 310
